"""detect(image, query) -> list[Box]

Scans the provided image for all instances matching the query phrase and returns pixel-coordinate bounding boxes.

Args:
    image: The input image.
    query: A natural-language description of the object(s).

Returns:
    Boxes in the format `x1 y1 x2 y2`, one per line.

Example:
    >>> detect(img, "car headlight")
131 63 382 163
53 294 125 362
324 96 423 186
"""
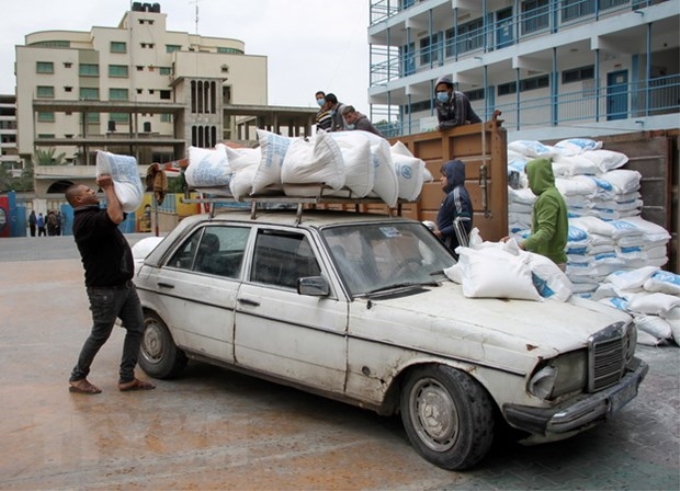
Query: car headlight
528 350 587 400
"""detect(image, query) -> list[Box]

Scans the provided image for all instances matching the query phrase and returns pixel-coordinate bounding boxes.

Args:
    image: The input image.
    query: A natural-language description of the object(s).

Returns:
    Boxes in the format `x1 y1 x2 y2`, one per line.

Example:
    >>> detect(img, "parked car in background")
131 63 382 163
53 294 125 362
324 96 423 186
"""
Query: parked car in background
134 208 648 470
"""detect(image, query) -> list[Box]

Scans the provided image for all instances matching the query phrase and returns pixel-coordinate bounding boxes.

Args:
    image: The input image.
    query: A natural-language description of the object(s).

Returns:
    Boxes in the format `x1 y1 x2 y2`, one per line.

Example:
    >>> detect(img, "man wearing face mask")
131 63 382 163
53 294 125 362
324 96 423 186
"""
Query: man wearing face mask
341 105 384 137
434 75 481 130
315 91 332 132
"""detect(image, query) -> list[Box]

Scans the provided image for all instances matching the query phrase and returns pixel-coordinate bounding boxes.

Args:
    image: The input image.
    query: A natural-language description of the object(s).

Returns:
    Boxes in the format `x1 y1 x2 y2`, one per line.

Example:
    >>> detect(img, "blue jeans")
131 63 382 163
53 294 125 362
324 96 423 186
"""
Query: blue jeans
69 282 145 384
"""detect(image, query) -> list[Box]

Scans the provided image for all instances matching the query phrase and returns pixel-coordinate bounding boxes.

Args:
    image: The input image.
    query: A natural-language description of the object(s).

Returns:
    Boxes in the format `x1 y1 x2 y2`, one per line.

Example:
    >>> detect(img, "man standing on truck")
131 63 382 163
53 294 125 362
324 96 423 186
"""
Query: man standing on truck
432 159 473 257
341 105 384 137
434 76 481 130
505 157 568 271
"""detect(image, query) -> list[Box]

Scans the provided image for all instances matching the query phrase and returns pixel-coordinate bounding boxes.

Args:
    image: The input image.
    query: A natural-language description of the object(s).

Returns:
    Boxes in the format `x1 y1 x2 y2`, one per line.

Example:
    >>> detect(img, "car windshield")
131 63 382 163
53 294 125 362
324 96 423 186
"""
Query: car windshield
322 222 455 297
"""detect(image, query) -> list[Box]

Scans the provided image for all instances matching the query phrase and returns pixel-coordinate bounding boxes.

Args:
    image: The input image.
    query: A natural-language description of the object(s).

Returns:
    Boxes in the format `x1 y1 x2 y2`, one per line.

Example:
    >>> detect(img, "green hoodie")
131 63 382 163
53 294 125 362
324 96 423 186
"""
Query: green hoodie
522 157 568 265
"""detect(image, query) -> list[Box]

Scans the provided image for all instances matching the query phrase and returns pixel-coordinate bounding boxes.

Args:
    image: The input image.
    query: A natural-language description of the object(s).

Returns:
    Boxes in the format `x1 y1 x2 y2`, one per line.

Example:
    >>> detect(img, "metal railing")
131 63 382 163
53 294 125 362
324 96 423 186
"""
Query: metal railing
374 74 680 136
369 0 668 86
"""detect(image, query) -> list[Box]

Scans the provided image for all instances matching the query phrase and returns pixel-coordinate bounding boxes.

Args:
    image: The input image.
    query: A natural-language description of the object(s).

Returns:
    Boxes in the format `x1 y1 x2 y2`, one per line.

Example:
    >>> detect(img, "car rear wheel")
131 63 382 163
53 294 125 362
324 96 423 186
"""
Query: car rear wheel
139 312 187 379
400 365 495 470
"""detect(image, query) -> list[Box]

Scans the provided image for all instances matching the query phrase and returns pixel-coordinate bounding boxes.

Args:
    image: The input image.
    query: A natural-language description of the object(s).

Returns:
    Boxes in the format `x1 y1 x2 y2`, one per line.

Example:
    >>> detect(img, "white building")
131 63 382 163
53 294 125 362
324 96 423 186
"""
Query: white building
14 2 315 197
368 0 680 140
0 95 20 177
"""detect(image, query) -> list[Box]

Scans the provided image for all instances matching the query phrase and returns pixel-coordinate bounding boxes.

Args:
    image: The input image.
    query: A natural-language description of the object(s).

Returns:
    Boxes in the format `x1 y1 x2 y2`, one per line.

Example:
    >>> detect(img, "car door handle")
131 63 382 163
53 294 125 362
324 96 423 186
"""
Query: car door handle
158 282 175 289
238 297 260 307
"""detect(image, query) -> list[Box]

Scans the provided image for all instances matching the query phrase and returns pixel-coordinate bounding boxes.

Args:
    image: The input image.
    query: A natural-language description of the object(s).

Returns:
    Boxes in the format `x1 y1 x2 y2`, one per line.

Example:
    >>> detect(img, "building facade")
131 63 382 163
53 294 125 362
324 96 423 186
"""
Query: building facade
0 95 20 177
368 0 679 140
15 2 271 195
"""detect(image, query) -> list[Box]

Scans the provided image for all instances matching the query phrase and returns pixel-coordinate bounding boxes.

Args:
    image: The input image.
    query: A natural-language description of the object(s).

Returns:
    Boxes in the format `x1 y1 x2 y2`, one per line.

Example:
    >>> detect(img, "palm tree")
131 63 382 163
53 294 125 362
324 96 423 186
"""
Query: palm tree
36 148 67 166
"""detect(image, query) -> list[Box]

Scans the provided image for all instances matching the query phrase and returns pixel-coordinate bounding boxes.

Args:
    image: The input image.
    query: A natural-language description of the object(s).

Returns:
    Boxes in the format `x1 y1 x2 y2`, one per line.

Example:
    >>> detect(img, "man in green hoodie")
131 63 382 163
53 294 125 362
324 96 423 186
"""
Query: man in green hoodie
516 157 568 270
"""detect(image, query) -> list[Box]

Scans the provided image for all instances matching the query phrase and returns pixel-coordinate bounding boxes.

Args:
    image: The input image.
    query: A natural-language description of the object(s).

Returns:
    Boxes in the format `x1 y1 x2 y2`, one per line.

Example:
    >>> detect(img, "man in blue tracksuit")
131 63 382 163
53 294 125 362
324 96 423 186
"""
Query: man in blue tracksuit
433 159 473 256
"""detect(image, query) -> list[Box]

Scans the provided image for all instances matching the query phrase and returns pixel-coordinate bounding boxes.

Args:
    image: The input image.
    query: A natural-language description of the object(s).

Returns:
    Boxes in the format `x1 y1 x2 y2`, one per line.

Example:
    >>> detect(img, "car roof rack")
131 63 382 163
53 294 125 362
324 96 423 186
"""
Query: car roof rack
181 184 412 225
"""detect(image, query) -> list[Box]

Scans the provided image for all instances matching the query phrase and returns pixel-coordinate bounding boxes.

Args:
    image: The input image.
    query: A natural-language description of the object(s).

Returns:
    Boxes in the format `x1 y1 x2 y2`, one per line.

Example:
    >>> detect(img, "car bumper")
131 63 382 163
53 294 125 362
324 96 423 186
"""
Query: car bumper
503 357 649 436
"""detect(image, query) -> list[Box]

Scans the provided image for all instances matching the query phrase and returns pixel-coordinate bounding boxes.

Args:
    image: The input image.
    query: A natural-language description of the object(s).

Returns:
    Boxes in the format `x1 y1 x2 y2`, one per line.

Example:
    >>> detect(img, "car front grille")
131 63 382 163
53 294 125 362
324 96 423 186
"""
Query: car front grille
588 322 627 392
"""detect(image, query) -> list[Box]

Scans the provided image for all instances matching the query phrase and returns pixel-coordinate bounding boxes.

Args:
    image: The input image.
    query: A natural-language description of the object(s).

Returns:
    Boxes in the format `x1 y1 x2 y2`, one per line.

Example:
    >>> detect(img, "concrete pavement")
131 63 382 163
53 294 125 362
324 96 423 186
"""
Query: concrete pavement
0 235 678 490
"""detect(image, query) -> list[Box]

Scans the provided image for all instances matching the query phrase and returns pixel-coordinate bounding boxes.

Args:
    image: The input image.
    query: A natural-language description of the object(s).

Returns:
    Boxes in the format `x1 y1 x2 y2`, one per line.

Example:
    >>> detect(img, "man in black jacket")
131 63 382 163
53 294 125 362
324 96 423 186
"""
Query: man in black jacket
65 174 155 394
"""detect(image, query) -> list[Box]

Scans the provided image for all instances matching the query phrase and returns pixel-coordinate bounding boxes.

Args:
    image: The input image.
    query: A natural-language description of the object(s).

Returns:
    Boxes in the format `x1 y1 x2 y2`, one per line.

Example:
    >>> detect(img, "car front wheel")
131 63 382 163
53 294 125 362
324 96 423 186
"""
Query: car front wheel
138 312 187 379
400 365 495 470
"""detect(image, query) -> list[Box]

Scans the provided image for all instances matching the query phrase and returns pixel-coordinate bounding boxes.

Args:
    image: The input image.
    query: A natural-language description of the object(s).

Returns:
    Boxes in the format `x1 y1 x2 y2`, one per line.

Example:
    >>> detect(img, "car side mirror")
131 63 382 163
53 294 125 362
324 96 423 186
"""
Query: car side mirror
297 276 330 297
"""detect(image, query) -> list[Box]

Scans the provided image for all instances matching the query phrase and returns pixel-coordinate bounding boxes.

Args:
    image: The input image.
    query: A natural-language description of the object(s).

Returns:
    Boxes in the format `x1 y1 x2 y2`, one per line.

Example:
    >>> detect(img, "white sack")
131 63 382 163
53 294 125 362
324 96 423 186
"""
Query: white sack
524 251 573 301
508 140 556 159
605 266 660 290
553 138 603 156
636 328 666 346
556 175 598 196
581 149 629 172
325 132 374 197
281 131 345 193
551 153 600 175
361 131 399 207
644 271 680 295
598 169 641 194
634 314 672 340
95 150 144 213
230 167 258 200
618 216 671 242
185 145 232 193
627 292 680 316
252 129 293 194
457 247 542 301
392 154 425 201
225 146 261 171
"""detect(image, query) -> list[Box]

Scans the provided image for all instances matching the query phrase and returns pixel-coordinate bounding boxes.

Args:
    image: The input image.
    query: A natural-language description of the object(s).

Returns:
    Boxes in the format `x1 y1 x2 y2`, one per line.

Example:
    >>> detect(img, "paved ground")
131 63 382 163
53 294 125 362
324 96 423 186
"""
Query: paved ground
0 235 678 490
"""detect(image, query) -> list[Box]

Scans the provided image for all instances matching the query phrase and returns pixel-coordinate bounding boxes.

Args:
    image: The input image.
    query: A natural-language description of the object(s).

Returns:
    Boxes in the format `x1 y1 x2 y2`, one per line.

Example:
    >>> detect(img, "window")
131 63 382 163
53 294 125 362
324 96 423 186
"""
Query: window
136 89 143 94
521 75 549 91
403 99 432 114
36 86 54 99
160 90 171 100
160 113 172 123
466 88 485 101
109 88 129 101
498 81 517 96
79 87 99 100
600 0 628 8
167 226 250 278
64 86 72 92
108 65 129 78
251 230 320 288
79 64 99 77
36 62 54 74
37 112 55 122
148 89 155 94
562 0 595 22
110 41 127 53
81 113 100 123
562 65 595 84
37 134 55 138
166 44 181 53
159 67 171 75
110 113 130 124
64 62 72 68
31 40 70 48
136 65 144 71
498 74 550 96
216 47 244 54
522 0 550 34
419 33 441 65
455 18 484 54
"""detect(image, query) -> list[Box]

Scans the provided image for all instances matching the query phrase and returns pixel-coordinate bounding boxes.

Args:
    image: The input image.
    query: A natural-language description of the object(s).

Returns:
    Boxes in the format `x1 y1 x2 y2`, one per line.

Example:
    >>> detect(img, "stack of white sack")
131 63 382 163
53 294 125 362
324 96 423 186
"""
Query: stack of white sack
183 130 432 208
593 266 680 346
508 186 535 234
566 217 625 294
613 216 670 268
95 150 145 213
507 138 642 222
444 234 573 302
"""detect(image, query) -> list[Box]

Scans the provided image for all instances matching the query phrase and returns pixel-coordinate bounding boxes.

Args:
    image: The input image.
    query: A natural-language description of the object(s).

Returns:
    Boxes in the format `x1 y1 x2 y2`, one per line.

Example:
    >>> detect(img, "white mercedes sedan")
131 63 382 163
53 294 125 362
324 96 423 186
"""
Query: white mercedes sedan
134 208 647 470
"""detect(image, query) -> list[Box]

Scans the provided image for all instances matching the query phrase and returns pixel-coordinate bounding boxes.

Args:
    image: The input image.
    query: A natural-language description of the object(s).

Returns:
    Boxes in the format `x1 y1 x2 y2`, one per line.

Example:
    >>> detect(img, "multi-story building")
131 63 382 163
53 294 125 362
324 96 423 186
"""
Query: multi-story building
0 95 21 177
15 2 316 197
368 0 679 139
